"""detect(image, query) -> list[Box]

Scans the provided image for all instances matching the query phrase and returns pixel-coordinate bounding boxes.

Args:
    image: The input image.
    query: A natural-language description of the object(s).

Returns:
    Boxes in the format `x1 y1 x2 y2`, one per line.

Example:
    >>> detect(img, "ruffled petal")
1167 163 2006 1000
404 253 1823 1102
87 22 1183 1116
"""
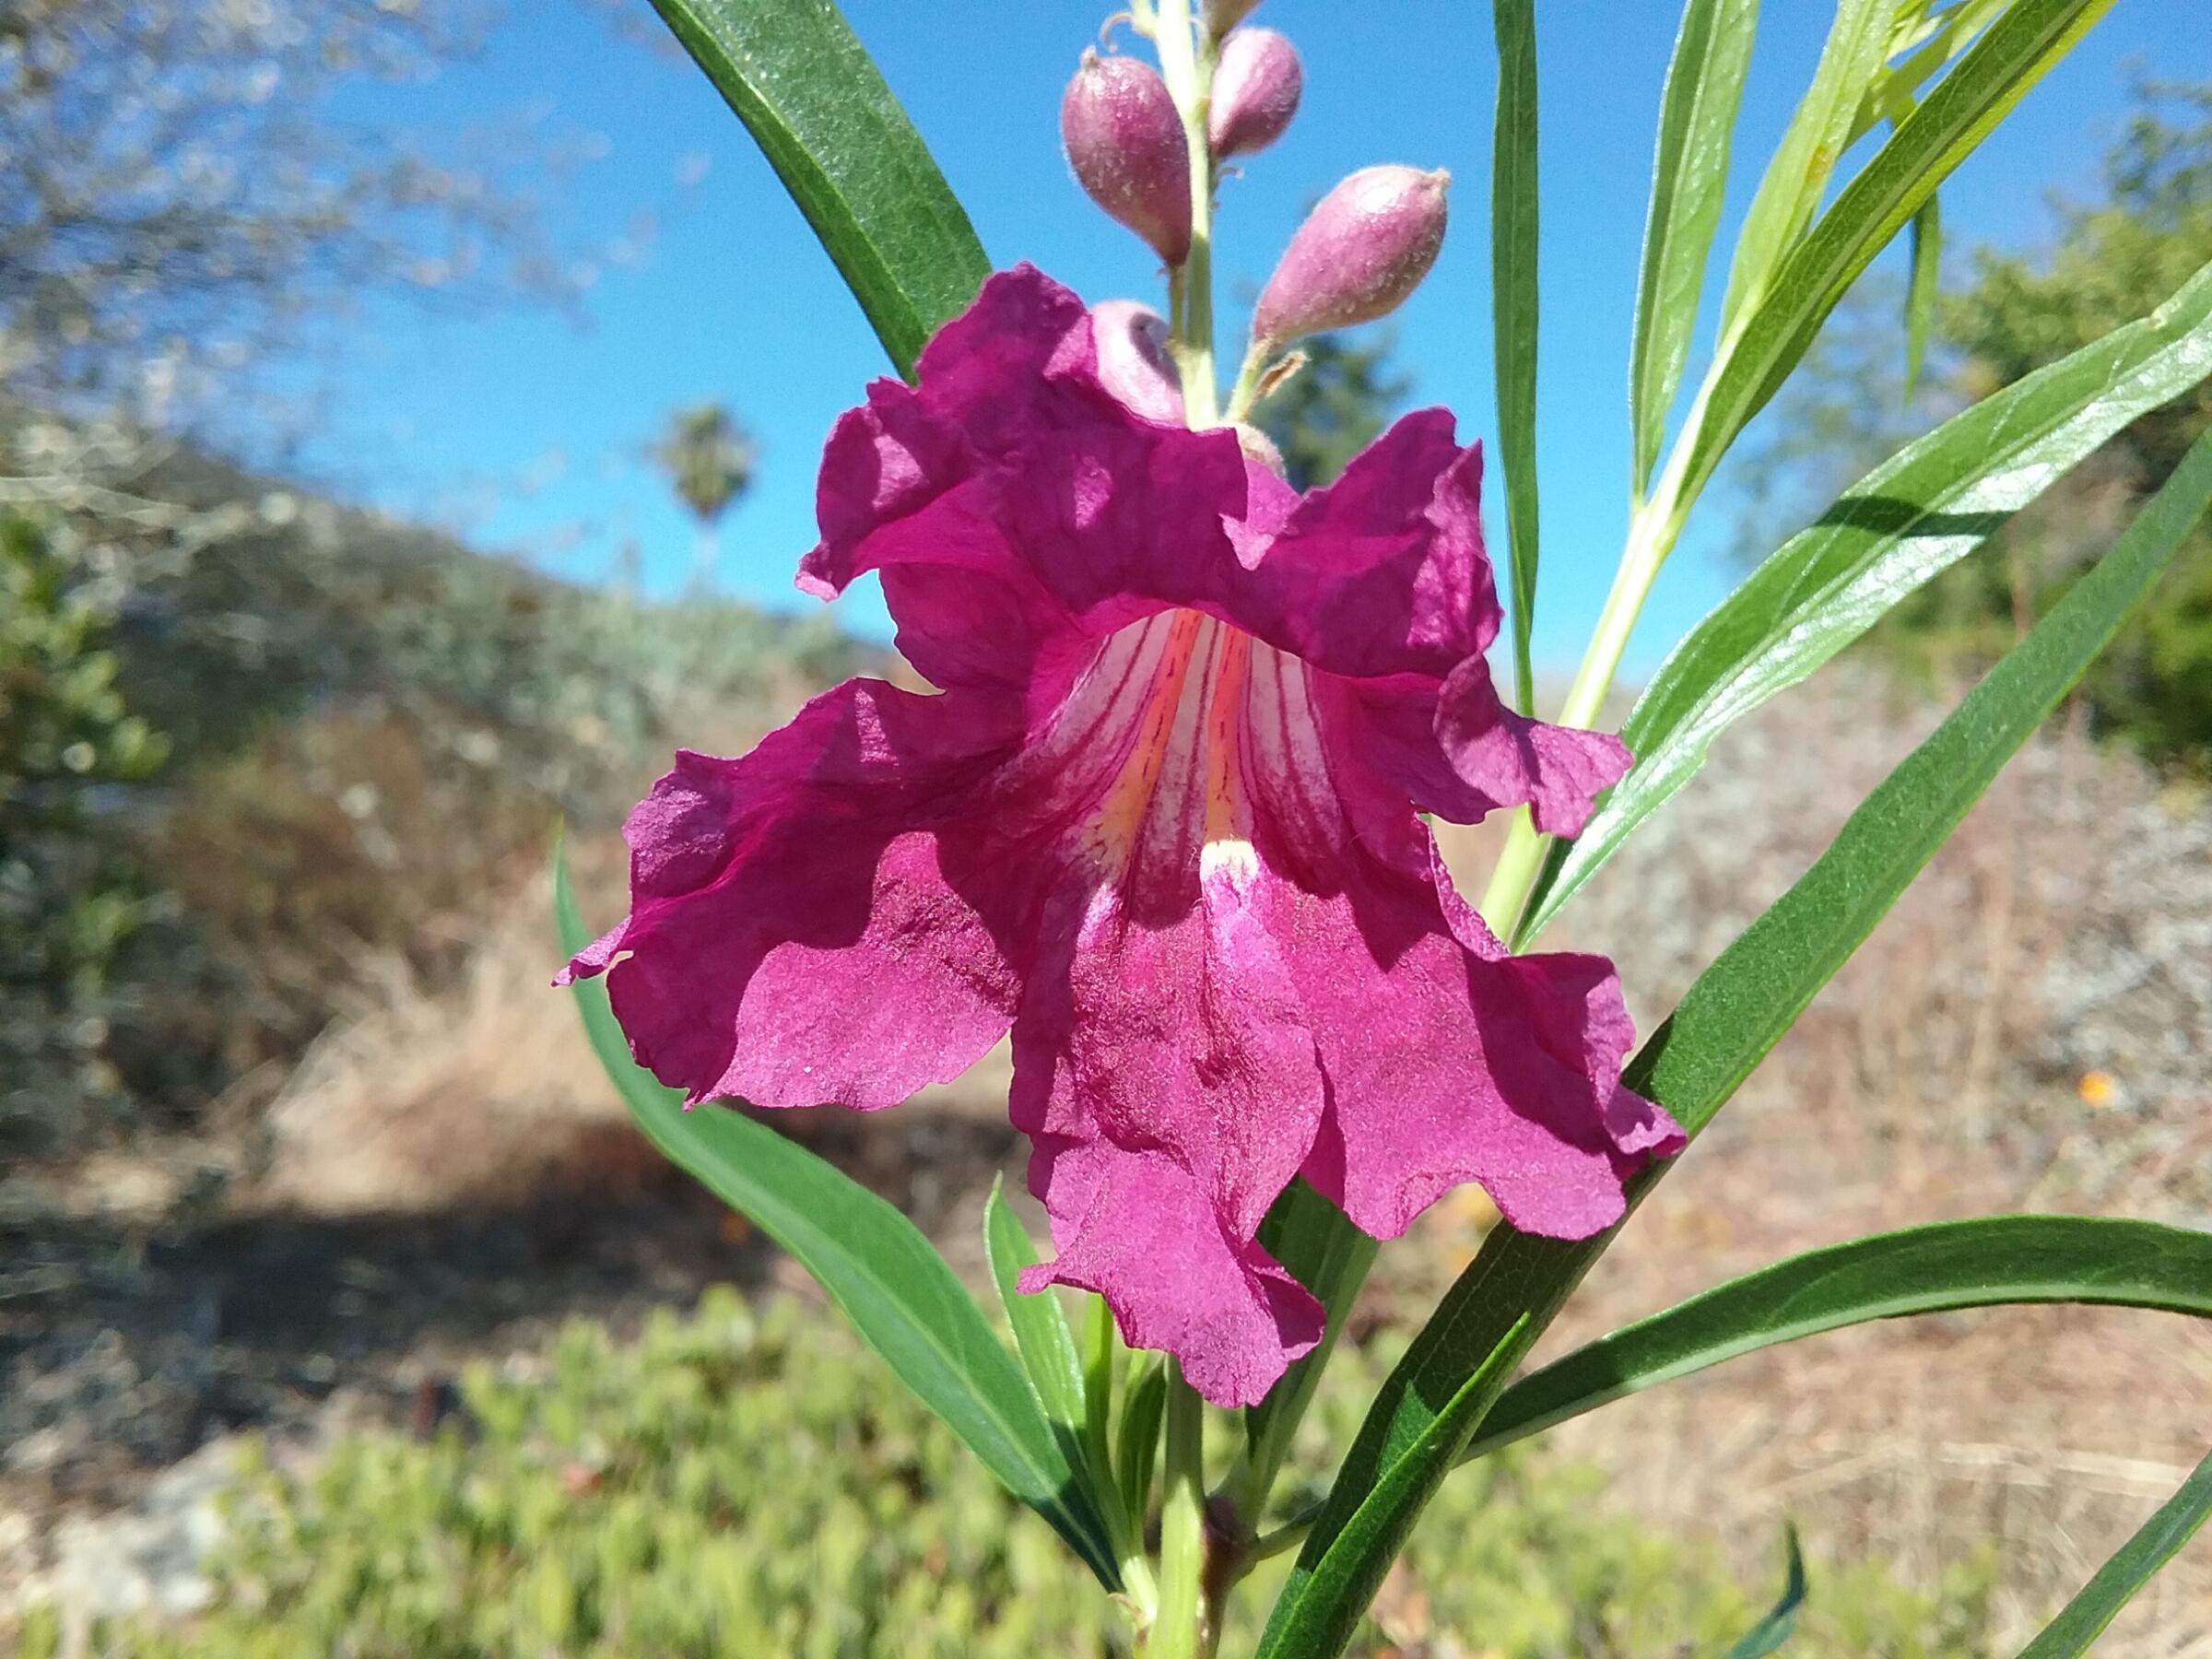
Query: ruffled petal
1012 864 1326 1408
1434 656 1630 838
802 265 1247 700
1293 830 1683 1241
1226 410 1498 682
581 266 1679 1407
563 680 1035 1112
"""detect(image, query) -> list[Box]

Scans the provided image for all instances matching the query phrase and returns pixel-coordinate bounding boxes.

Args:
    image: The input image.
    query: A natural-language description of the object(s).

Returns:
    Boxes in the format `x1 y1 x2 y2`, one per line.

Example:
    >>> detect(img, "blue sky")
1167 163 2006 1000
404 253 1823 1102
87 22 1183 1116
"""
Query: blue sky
306 1 2208 679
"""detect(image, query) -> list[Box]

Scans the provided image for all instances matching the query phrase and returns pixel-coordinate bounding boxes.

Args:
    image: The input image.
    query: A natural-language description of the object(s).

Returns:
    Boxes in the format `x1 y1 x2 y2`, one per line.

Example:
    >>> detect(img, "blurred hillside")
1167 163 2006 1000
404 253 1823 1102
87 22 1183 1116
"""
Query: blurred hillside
1 421 877 1159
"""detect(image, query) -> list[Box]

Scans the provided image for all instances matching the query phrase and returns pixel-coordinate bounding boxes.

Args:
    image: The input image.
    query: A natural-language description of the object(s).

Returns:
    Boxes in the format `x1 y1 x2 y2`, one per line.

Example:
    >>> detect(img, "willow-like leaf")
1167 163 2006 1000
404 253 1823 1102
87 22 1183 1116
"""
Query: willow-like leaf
2016 1450 2212 1655
1903 189 1941 393
1630 0 1759 499
983 1179 1107 1512
647 0 989 379
1519 256 2212 947
1724 1526 1806 1659
1461 1217 2212 1462
1715 0 1888 330
1252 1319 1529 1659
1686 0 2118 507
1490 0 1541 714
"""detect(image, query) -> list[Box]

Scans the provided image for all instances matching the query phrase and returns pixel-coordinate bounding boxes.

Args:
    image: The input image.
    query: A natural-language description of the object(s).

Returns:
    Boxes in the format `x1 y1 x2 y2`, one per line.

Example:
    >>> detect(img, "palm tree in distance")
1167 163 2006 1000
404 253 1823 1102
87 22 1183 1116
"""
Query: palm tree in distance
651 402 756 592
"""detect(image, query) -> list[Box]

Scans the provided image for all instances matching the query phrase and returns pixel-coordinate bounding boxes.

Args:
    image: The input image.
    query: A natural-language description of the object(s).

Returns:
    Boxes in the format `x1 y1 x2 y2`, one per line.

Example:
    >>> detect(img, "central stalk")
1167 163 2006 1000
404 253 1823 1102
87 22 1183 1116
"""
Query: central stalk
1152 0 1221 427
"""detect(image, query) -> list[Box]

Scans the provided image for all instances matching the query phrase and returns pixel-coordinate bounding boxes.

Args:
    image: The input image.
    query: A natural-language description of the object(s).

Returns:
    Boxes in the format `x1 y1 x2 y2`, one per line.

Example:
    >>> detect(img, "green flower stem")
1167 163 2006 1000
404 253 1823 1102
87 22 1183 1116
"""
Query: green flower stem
1477 343 1717 941
1080 1295 1161 1621
1151 1365 1218 1657
1241 1506 1321 1571
1154 0 1221 426
1223 339 1270 425
1221 1227 1379 1524
1084 1292 1117 1481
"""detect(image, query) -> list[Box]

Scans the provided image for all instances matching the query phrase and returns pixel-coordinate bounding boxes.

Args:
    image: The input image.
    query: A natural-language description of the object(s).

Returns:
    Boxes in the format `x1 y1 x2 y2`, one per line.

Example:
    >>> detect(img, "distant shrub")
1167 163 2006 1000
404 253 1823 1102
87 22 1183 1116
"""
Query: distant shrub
1 430 877 1143
0 511 181 1150
28 1289 1996 1657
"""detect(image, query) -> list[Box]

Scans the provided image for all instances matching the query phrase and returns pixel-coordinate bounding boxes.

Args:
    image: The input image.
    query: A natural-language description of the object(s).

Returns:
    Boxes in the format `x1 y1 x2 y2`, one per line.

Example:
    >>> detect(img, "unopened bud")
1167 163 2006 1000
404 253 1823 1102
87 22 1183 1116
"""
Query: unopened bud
1203 0 1264 37
1251 165 1450 347
1062 52 1192 266
1207 29 1300 159
1092 300 1183 423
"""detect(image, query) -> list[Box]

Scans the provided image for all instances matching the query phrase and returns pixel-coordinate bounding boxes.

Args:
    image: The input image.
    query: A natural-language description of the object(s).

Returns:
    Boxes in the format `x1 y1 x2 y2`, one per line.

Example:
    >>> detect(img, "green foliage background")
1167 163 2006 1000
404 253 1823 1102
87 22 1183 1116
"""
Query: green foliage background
20 1289 1999 1658
1733 81 2212 774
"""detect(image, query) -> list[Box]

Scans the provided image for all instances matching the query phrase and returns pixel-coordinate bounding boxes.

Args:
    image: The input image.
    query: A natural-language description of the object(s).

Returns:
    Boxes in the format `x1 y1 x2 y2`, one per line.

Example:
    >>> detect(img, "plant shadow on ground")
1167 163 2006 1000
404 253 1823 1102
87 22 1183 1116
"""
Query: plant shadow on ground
0 1102 1027 1519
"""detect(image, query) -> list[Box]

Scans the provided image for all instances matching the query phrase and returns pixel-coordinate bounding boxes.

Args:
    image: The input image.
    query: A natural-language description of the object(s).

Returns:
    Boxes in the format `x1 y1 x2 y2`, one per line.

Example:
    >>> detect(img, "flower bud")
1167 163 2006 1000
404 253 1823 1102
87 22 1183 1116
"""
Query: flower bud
1251 165 1450 347
1091 300 1183 423
1207 28 1301 159
1203 0 1264 37
1062 52 1193 266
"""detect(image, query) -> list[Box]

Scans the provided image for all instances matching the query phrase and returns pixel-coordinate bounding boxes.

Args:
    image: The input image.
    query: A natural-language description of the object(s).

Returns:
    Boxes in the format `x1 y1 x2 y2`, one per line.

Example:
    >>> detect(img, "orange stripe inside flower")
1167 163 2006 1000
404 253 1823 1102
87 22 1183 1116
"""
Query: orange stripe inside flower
1078 610 1265 899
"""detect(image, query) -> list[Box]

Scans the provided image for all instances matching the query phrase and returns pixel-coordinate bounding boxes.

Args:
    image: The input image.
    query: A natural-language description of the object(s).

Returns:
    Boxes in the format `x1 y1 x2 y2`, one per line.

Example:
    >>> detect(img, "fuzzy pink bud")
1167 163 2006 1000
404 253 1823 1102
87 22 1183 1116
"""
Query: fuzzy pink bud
1062 52 1193 266
1091 300 1184 423
1251 165 1450 347
1203 0 1264 37
1207 29 1301 159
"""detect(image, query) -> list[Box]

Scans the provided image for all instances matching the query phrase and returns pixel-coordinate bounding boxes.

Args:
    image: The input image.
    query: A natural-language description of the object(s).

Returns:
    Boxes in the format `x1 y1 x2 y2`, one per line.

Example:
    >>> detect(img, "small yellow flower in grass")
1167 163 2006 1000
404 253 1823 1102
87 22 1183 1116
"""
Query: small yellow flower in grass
2077 1069 2120 1109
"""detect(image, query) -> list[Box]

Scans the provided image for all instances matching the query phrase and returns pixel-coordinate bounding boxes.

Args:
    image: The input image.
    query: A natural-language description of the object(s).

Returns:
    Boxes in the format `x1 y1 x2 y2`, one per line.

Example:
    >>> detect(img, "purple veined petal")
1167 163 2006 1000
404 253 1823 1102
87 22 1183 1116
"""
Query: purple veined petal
564 681 1036 1112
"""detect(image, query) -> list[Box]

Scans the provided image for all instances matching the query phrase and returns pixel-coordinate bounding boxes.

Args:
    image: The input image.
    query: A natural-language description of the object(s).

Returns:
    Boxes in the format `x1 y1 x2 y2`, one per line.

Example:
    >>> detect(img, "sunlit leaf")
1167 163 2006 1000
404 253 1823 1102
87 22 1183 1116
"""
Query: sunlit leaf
2017 1449 2212 1656
1519 256 2212 947
1716 0 1889 330
1630 0 1759 499
1687 0 2119 508
647 0 989 379
983 1178 1109 1516
1462 1217 2212 1461
1252 1318 1529 1659
1490 0 1541 713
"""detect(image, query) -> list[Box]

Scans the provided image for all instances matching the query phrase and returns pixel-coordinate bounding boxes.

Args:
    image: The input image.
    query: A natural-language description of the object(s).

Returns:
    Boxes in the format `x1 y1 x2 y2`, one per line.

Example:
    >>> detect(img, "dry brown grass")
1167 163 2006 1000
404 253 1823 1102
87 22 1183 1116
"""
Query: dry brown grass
250 835 667 1217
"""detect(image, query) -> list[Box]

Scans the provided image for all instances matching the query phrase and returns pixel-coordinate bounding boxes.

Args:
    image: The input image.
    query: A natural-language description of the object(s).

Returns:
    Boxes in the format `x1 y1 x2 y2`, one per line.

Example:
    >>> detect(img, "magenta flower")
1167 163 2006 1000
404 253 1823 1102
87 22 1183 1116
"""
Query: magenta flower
564 267 1683 1406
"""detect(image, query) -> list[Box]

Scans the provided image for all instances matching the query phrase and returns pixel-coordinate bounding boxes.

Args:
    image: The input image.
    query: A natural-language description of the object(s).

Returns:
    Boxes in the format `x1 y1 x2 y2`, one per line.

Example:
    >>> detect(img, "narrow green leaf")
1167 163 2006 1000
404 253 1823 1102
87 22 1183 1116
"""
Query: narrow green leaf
983 1178 1100 1496
1117 1354 1168 1530
553 846 1118 1588
647 0 989 380
1519 256 2212 947
1241 1182 1380 1513
1253 1317 1531 1659
1267 427 2212 1653
1688 0 2119 508
1630 0 1759 499
1462 1218 2212 1463
1717 0 1890 330
1903 187 1941 393
1724 1526 1807 1659
2017 1449 2212 1656
1490 0 1541 714
1847 0 2012 147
